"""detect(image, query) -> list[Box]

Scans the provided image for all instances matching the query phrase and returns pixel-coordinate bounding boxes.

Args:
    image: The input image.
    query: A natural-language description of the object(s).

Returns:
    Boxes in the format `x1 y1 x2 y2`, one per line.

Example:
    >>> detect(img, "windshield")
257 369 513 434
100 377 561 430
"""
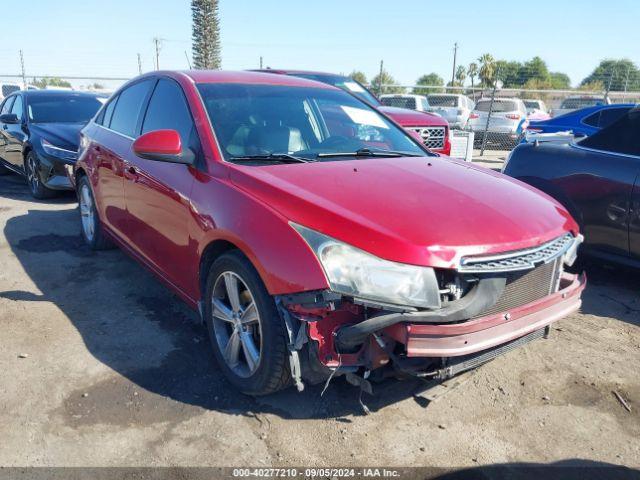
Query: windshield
289 73 380 106
428 95 458 107
197 83 427 161
475 100 518 113
27 94 103 123
560 98 604 109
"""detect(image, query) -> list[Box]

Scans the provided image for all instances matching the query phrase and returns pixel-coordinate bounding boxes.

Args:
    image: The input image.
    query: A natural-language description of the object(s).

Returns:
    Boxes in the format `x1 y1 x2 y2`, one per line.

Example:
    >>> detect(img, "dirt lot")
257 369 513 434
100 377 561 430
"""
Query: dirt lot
0 172 639 471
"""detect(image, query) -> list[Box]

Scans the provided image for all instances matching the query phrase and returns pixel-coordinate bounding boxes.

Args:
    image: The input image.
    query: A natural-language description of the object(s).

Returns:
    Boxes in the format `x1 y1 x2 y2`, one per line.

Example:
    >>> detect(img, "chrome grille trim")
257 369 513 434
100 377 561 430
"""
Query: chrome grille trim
407 126 446 150
459 233 575 273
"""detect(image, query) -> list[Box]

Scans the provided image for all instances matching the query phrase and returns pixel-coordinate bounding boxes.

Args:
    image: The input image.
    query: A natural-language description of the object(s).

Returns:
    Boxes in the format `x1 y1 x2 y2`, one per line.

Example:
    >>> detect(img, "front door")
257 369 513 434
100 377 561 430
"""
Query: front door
630 174 640 260
123 78 199 295
3 95 27 168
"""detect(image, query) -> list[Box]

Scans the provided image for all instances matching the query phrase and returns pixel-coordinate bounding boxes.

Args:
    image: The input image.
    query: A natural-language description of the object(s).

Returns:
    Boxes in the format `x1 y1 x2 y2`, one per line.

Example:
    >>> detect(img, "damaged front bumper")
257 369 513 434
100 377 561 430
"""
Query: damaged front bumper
277 270 585 387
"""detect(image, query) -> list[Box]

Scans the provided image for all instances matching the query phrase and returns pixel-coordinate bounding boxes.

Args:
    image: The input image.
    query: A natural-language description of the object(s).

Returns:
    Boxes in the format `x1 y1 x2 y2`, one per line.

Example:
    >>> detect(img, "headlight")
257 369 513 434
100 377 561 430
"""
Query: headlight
292 223 441 309
41 138 78 161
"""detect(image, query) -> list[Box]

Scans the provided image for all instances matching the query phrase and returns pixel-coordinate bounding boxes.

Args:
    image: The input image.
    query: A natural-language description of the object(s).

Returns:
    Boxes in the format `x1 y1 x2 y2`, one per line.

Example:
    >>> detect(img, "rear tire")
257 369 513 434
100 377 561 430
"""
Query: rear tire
77 175 113 250
204 251 291 395
25 151 56 199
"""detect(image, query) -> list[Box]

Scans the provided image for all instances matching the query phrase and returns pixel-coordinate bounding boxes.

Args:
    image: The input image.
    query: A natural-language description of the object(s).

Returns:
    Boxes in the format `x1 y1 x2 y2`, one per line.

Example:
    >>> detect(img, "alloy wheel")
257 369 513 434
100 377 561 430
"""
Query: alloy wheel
79 183 95 242
26 155 39 194
211 271 262 378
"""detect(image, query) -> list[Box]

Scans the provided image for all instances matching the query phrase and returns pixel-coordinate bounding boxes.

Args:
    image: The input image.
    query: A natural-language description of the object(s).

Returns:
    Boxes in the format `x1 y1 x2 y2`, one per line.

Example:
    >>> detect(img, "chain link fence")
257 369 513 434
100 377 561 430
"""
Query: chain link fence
376 82 640 158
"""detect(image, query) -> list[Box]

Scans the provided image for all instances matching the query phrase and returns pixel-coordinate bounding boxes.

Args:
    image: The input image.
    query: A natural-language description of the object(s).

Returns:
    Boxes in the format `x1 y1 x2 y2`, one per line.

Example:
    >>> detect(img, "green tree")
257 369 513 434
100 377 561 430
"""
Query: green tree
371 69 404 95
467 62 479 93
549 72 571 89
495 60 522 87
32 77 72 89
191 0 221 69
413 73 444 95
455 65 467 86
581 59 639 91
478 53 496 87
349 70 368 85
518 56 549 85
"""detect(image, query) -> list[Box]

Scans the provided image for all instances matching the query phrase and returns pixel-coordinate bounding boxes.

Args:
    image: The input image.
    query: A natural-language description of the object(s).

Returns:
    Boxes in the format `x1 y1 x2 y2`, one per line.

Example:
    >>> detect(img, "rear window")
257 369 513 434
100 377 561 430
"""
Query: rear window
2 85 20 97
380 97 416 109
27 94 103 123
524 100 540 109
428 95 458 107
560 98 605 109
475 100 518 112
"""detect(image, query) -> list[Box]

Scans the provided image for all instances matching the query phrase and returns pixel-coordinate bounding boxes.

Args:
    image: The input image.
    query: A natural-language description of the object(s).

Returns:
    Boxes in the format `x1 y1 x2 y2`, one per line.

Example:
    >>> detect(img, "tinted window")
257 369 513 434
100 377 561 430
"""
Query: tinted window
428 95 458 107
109 80 153 137
142 79 194 145
583 111 600 127
598 107 631 129
10 95 23 119
580 109 640 156
475 100 518 112
27 94 103 123
101 96 118 127
1 96 15 115
380 97 417 109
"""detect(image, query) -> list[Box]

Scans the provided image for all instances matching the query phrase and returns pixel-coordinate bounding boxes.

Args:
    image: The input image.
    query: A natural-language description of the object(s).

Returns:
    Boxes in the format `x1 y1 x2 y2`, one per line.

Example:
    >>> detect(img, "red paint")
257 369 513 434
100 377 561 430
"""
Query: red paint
75 70 581 368
132 129 182 157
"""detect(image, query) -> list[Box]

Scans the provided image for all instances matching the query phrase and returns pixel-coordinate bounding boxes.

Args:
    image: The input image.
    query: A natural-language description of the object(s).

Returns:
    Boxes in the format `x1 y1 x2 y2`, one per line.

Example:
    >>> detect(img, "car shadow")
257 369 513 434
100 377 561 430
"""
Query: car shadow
0 171 76 204
3 205 443 420
578 260 640 328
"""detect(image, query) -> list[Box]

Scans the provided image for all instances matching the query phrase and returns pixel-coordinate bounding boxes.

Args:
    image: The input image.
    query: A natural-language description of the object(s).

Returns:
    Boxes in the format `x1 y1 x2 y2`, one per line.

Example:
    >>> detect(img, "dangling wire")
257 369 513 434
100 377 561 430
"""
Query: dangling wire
320 351 342 397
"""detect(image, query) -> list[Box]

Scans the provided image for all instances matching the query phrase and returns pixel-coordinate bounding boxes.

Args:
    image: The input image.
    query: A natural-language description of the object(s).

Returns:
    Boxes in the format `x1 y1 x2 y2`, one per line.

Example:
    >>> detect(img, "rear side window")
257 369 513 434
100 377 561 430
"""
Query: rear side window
583 111 600 127
580 109 640 156
141 79 195 146
109 80 153 137
100 96 118 127
598 107 631 129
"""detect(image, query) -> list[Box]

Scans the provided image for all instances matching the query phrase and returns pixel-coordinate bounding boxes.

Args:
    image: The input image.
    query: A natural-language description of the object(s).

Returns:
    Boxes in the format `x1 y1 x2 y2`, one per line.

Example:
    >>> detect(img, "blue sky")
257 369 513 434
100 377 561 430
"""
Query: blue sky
1 0 638 88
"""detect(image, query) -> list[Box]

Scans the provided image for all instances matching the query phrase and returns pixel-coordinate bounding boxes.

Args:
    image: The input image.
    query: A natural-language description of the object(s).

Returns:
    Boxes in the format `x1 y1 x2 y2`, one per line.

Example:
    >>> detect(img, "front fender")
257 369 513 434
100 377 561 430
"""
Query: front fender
189 174 329 297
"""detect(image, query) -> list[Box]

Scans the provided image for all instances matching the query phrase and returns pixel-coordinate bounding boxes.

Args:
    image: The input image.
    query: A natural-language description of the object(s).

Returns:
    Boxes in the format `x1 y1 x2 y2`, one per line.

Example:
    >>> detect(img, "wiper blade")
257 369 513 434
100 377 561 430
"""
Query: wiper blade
229 153 311 164
317 148 422 158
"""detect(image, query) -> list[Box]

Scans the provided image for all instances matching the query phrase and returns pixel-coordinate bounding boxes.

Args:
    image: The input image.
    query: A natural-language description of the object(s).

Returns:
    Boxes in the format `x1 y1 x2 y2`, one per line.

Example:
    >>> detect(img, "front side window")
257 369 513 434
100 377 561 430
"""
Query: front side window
1 96 15 115
142 79 195 146
109 80 153 137
11 95 23 120
197 84 427 161
579 108 640 156
27 94 103 123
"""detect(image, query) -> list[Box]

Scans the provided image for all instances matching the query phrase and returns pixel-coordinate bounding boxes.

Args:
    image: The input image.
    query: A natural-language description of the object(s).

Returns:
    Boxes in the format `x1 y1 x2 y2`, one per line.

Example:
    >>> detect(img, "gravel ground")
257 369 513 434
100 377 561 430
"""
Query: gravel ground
0 172 639 472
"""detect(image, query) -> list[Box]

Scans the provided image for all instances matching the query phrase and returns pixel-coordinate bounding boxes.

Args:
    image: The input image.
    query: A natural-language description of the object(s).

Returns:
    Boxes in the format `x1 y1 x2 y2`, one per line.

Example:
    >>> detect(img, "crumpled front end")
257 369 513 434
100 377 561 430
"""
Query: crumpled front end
277 232 585 388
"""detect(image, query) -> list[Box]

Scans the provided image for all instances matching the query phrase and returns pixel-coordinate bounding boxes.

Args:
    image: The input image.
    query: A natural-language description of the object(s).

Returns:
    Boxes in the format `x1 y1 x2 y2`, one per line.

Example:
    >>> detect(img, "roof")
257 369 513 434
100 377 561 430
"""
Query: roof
183 70 335 89
250 69 346 78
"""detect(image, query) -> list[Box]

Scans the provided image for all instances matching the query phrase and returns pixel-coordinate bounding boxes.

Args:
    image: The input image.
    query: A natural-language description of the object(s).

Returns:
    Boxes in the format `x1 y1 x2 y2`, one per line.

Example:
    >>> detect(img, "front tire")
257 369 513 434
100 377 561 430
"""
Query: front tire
77 175 113 250
25 151 56 199
204 251 291 395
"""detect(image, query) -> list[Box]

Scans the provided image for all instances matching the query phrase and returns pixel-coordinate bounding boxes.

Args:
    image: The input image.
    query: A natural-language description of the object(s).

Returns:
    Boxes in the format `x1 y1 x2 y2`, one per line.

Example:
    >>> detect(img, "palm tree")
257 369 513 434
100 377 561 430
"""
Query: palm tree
467 62 479 100
478 53 495 87
455 65 467 86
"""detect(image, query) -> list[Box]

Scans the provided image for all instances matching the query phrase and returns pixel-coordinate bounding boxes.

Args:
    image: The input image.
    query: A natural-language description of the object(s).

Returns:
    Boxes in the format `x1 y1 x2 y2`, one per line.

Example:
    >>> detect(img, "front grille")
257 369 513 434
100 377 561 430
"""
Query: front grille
407 126 446 150
474 259 560 318
459 233 575 273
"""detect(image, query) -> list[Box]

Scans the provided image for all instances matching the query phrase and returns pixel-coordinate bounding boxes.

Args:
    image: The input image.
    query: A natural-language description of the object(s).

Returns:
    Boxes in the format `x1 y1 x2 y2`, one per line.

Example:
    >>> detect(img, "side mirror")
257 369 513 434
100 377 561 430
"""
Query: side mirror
132 129 193 164
0 113 20 124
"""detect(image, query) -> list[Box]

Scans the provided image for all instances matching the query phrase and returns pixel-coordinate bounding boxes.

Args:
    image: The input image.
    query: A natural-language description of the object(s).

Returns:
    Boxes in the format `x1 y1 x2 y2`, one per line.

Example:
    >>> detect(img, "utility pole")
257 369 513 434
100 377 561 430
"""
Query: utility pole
624 65 631 93
451 42 458 87
378 60 384 96
153 37 162 70
184 51 192 69
19 50 26 88
137 53 142 75
260 56 263 69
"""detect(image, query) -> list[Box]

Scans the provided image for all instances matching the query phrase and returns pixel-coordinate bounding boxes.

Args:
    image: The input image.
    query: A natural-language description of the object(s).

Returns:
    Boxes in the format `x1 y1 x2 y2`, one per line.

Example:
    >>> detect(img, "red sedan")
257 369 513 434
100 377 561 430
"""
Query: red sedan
73 71 585 395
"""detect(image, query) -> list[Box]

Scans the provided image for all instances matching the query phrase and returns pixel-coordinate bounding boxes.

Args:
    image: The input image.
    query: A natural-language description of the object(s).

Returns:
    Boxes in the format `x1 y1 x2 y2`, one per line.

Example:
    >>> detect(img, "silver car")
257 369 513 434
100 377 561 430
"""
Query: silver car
467 97 528 148
427 94 474 129
551 96 610 118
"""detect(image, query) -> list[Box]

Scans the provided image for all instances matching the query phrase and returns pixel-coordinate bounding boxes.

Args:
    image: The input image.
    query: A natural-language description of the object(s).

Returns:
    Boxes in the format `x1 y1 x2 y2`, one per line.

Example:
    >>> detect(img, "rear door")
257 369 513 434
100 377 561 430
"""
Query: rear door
632 174 640 260
94 79 154 241
123 77 200 293
0 95 16 162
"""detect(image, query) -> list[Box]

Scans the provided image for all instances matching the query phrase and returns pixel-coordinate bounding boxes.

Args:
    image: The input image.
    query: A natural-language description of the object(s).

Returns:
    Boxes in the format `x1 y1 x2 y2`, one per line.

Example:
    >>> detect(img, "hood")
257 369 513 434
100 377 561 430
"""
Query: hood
230 157 577 269
30 123 83 150
379 106 448 128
